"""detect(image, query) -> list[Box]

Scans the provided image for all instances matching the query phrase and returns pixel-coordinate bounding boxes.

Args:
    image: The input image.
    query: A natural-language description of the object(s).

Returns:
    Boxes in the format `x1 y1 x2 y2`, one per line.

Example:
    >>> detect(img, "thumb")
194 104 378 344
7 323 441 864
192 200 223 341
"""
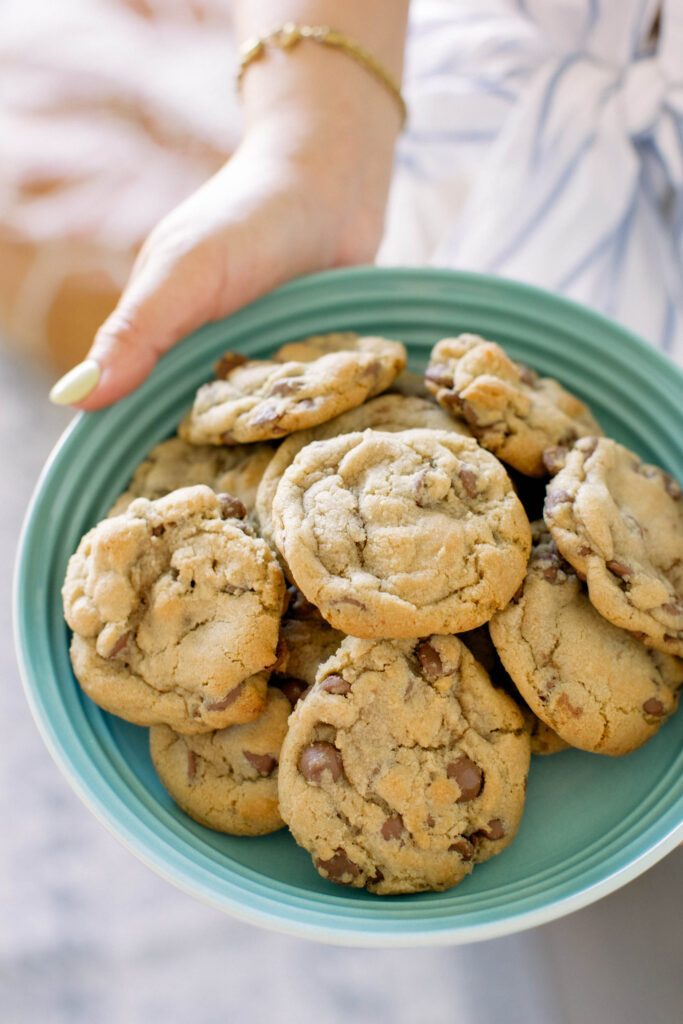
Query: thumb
50 240 228 411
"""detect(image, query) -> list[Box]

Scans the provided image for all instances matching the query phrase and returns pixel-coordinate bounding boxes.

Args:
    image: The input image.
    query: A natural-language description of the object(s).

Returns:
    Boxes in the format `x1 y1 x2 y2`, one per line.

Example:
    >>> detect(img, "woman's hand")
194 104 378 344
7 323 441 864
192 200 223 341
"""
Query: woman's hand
50 1 409 409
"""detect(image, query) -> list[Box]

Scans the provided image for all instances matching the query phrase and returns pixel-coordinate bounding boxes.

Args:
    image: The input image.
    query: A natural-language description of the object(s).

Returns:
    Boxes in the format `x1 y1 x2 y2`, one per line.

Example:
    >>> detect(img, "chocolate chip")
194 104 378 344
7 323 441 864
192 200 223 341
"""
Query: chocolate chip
221 431 238 445
580 437 599 459
663 473 682 500
662 599 683 615
643 698 665 716
631 630 649 641
542 445 568 476
298 742 344 784
319 674 351 695
244 751 277 776
361 359 381 380
416 640 444 679
459 466 479 498
449 838 474 861
426 815 435 828
315 849 359 882
515 361 538 386
268 637 288 673
413 468 429 508
268 378 304 397
447 757 483 802
204 683 244 712
476 819 505 841
461 400 482 427
151 525 165 537
424 365 453 389
606 561 633 578
214 352 248 379
275 677 309 705
578 545 593 556
512 583 524 603
186 749 198 782
107 632 130 658
218 493 247 520
250 404 283 427
544 489 573 515
557 693 583 717
380 814 405 841
333 597 366 609
440 390 465 415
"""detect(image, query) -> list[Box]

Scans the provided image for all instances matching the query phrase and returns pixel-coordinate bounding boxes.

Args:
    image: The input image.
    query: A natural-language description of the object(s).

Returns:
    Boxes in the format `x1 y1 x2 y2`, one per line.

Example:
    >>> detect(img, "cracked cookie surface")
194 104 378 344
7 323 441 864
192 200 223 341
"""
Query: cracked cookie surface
150 686 291 835
108 435 274 519
178 333 406 446
278 636 530 894
63 485 285 732
489 524 683 755
425 334 602 476
271 429 531 638
255 393 470 553
544 437 683 657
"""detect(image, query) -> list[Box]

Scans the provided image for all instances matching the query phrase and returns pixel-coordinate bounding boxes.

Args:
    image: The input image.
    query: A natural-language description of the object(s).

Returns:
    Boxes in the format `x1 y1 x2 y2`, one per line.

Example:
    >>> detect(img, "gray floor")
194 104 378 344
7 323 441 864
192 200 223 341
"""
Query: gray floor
1 345 681 1024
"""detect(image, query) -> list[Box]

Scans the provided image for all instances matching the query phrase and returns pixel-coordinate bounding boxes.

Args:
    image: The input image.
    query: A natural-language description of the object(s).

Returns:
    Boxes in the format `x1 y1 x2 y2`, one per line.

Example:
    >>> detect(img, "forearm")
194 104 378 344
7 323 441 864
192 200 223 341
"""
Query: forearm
235 1 410 169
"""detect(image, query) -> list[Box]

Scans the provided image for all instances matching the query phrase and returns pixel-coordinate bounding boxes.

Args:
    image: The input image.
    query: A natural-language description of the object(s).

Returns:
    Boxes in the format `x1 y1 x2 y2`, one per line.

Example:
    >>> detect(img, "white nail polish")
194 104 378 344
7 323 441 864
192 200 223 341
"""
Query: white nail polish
49 359 101 405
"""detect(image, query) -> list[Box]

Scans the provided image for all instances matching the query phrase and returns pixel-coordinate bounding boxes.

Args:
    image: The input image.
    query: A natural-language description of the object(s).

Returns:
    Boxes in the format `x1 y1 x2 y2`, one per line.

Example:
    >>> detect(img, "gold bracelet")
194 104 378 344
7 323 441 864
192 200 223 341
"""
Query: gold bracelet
237 23 407 128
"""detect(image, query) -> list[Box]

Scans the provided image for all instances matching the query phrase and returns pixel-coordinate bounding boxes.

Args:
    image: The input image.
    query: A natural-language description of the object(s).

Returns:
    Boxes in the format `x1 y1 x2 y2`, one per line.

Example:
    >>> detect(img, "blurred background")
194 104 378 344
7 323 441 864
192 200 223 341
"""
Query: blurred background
2 1 682 1021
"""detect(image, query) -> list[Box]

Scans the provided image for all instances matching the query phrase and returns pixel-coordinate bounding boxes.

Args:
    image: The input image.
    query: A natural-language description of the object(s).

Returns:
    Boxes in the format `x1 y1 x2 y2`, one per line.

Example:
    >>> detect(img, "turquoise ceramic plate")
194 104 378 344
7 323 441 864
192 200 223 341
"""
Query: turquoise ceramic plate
14 268 683 946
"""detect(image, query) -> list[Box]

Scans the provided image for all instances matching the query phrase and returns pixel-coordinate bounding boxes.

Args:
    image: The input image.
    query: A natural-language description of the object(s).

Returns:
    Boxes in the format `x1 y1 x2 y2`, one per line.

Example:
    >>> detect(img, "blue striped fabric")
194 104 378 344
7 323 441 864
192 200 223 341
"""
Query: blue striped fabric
378 0 683 366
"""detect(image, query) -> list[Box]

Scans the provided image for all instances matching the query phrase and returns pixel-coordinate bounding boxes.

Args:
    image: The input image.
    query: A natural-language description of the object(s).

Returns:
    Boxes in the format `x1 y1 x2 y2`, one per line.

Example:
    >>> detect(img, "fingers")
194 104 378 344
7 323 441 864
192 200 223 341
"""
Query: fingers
72 257 218 410
48 133 377 410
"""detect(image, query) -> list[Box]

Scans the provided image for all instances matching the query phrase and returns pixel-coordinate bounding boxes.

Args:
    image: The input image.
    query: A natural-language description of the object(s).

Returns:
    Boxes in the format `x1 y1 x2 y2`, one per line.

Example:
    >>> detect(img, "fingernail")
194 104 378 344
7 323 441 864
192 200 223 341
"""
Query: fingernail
49 359 101 405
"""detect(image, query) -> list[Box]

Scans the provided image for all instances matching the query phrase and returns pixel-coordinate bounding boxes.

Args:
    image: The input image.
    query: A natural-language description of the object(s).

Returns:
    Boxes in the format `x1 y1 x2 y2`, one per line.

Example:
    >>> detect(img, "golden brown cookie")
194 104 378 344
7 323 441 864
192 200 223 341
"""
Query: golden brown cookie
63 486 285 733
489 523 683 754
278 636 530 894
544 437 683 657
108 435 274 519
150 686 291 835
425 334 602 476
255 393 470 553
271 429 531 638
178 334 406 445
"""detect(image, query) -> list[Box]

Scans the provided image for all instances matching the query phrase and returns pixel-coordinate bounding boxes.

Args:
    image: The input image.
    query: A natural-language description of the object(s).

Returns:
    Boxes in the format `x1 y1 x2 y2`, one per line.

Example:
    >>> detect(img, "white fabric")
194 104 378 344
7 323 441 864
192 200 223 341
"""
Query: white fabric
380 0 683 365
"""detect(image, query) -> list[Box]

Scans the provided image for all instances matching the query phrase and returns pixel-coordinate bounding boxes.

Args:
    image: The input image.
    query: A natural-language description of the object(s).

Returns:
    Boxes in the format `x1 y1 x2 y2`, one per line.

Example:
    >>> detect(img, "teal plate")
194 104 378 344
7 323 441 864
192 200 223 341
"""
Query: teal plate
14 268 683 946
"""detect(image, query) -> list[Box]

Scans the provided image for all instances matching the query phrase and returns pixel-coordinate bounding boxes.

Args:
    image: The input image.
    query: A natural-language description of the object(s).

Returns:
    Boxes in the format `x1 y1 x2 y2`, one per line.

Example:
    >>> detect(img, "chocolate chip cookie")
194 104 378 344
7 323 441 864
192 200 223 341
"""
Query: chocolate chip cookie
178 333 407 446
108 435 274 519
271 429 532 638
255 393 470 554
544 437 683 657
278 636 530 894
150 686 291 835
63 486 286 732
489 524 683 754
425 334 603 476
273 590 345 706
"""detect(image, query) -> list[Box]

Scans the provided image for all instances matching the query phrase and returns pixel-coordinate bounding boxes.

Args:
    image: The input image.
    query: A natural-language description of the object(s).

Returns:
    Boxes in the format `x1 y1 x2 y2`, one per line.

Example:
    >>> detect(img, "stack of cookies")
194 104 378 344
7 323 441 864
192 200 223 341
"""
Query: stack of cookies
62 331 683 895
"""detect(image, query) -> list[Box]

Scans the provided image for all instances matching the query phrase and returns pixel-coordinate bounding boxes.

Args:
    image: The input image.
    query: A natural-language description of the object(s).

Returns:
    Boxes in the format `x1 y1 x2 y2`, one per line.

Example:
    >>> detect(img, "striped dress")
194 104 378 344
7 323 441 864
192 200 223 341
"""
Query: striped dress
379 0 683 365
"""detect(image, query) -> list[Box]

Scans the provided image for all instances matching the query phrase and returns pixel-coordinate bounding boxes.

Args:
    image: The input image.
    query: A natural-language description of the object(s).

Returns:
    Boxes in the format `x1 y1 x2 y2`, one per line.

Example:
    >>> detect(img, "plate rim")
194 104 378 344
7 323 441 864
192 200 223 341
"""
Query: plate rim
13 265 683 946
